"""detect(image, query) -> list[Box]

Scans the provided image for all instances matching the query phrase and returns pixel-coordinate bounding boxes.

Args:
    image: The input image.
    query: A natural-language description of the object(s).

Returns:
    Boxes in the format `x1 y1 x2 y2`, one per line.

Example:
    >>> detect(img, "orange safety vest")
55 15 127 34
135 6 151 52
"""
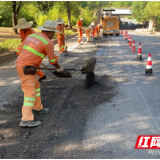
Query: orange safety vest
85 27 92 33
56 24 65 52
77 20 82 30
16 32 58 68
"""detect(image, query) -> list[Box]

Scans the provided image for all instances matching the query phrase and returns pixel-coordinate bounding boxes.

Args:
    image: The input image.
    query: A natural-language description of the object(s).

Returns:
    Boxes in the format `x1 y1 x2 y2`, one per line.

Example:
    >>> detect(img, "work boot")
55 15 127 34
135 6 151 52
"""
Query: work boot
62 50 68 54
38 75 47 82
19 121 41 127
33 108 50 114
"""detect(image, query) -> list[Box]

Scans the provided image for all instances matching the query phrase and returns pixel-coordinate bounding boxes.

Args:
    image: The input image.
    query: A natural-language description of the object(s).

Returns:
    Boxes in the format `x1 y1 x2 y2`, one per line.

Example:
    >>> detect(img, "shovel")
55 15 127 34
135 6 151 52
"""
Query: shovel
64 29 68 53
39 58 96 87
41 63 72 78
39 58 96 75
38 58 96 88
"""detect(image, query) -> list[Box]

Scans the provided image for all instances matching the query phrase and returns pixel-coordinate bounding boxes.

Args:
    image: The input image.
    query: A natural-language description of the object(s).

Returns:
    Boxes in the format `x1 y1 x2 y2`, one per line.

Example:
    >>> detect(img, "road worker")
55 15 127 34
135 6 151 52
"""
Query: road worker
91 22 95 37
77 18 84 44
14 18 46 82
56 18 68 53
93 23 103 38
15 20 63 127
85 23 95 42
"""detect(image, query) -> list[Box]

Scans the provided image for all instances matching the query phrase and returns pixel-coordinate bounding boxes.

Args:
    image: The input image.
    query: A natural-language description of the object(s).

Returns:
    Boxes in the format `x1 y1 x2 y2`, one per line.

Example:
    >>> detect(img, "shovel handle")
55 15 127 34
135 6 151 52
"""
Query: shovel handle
38 67 81 71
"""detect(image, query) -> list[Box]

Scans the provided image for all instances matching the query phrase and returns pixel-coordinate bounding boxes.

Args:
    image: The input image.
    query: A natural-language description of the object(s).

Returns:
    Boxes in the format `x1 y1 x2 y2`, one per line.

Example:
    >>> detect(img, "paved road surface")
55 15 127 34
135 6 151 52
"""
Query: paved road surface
1 31 160 158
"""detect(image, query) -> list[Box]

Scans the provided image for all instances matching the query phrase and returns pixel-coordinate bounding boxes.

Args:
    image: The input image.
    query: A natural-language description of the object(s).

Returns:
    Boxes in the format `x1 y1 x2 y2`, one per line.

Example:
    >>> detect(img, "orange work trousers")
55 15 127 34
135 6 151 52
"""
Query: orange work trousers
94 27 99 37
57 34 65 53
78 29 82 43
61 35 65 52
37 69 44 78
16 66 43 121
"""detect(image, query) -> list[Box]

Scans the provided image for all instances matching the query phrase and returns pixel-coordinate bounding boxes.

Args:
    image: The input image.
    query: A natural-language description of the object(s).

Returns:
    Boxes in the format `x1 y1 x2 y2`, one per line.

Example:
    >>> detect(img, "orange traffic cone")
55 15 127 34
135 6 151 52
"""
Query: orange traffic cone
144 53 154 75
131 40 136 52
126 34 128 41
137 43 142 60
127 35 130 42
129 36 132 46
124 31 127 39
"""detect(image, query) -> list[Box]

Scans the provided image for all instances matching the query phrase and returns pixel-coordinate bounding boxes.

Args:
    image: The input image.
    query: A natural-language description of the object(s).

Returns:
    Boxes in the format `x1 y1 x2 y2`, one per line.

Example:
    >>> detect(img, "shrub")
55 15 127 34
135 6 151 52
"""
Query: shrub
18 4 38 27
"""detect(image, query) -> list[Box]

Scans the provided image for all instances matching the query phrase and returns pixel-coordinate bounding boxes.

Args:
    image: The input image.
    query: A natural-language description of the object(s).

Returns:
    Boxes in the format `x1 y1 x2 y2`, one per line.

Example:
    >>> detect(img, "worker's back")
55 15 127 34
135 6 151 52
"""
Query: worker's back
16 32 57 68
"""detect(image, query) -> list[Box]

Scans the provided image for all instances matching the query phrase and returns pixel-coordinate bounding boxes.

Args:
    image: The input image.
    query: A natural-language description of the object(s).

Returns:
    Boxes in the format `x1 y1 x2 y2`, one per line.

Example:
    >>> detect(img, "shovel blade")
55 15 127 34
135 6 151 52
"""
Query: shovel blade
81 58 96 74
53 71 72 78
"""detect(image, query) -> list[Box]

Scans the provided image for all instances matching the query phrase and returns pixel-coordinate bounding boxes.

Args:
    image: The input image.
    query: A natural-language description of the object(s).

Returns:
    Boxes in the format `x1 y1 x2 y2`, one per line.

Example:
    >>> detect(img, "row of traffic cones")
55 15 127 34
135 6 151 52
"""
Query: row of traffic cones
121 30 154 76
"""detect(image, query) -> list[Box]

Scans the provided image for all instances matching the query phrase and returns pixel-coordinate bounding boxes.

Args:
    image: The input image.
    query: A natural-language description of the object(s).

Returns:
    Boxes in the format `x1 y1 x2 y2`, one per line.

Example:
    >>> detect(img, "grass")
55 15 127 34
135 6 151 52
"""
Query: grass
0 27 77 54
0 39 21 53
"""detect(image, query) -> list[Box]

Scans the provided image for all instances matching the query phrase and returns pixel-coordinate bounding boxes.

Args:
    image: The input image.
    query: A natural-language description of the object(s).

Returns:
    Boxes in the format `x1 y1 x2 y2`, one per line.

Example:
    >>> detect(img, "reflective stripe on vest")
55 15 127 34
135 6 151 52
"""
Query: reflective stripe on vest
36 88 40 92
23 45 45 59
36 93 40 97
59 46 63 50
49 59 56 63
23 102 34 107
29 34 48 45
24 97 35 102
60 30 64 34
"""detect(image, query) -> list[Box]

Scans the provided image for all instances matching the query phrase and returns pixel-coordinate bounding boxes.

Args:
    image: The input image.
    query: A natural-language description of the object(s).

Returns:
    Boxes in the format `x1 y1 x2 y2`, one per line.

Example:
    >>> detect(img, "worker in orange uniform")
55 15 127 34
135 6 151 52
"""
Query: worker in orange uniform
85 23 95 42
15 20 63 127
94 23 103 38
90 22 95 37
14 18 46 82
56 18 68 53
77 18 84 44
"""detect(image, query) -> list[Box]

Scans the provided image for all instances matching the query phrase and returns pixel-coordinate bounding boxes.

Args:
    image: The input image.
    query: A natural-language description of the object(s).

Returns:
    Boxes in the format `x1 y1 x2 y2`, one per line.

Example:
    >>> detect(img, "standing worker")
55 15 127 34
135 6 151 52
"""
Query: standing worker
14 18 46 82
56 18 68 53
85 23 95 42
90 22 95 37
77 18 84 44
15 20 63 127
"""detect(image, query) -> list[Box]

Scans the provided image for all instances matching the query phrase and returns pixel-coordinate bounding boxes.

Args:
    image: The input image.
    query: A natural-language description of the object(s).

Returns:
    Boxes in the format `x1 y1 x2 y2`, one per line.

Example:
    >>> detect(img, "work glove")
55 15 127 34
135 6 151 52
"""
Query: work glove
56 66 63 72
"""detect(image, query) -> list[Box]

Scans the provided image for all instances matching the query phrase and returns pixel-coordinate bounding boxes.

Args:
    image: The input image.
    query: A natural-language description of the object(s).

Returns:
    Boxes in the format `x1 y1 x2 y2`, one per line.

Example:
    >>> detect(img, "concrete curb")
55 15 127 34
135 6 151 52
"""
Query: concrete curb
0 51 17 65
0 33 78 65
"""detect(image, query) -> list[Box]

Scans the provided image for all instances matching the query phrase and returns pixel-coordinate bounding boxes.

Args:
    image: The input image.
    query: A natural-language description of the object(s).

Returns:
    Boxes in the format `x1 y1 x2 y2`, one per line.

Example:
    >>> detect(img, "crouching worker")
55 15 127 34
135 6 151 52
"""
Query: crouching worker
95 23 103 38
14 18 46 82
85 23 95 42
16 20 63 128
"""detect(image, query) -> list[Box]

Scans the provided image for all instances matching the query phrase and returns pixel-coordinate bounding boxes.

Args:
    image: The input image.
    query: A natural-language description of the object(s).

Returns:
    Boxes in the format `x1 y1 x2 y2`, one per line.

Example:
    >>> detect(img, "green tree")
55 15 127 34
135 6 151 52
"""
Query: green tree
52 1 81 28
0 1 12 27
12 1 23 34
32 1 56 14
131 1 148 24
113 1 132 8
145 1 160 30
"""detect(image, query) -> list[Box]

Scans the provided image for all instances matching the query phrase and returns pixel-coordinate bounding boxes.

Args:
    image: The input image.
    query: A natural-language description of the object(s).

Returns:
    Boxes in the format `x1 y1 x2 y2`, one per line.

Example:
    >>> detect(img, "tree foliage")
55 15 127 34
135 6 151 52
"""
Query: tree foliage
112 1 132 8
0 1 12 27
131 1 148 23
145 1 160 22
32 1 56 14
2 1 160 32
